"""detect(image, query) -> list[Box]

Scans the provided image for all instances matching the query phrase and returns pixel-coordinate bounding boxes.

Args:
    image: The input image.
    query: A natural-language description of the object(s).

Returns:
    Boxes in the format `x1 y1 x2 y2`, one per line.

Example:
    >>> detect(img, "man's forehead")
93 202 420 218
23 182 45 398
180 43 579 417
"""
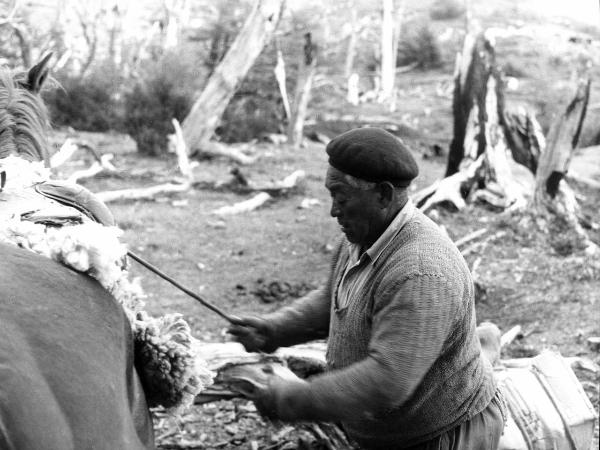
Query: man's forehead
324 166 349 190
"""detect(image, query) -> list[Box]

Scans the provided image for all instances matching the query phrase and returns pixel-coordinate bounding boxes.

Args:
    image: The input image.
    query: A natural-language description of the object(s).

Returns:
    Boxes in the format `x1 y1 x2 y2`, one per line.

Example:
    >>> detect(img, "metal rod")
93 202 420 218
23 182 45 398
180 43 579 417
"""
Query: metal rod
127 250 240 324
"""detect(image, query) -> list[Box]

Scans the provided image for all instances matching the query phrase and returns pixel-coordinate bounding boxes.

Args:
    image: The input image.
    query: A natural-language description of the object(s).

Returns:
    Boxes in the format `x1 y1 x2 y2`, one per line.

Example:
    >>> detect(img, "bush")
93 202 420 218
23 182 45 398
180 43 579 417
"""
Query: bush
429 0 465 21
397 24 443 70
123 79 191 156
217 46 284 142
44 65 123 131
123 51 203 156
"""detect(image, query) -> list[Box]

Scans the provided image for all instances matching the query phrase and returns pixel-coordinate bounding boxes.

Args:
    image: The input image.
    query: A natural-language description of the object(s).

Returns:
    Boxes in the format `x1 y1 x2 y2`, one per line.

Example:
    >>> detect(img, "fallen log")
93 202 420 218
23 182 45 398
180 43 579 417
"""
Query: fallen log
67 153 117 184
96 182 191 203
211 192 272 215
205 168 306 196
193 141 258 165
96 119 194 203
50 138 103 169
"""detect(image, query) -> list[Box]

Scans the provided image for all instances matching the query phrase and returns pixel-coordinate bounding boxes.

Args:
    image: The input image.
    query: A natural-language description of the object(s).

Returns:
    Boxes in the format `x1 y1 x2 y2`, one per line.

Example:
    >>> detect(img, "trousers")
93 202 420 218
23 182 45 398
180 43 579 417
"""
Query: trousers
404 390 506 450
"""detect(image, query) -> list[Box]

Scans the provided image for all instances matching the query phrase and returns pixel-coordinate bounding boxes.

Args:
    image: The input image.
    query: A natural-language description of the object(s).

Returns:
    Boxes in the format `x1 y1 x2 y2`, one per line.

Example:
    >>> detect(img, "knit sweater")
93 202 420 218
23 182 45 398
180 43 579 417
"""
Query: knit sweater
264 202 497 448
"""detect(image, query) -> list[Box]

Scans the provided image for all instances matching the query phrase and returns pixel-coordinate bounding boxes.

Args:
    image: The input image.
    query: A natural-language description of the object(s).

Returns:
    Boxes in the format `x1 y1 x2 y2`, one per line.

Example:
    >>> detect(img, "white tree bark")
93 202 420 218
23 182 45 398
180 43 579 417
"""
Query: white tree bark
182 0 284 153
274 44 291 120
344 7 358 79
379 0 395 102
287 33 317 149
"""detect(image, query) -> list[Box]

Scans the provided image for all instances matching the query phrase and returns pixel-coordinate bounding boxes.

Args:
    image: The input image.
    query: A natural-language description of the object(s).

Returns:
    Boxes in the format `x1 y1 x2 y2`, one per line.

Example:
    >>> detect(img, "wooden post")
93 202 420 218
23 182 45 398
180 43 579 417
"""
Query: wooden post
181 0 284 153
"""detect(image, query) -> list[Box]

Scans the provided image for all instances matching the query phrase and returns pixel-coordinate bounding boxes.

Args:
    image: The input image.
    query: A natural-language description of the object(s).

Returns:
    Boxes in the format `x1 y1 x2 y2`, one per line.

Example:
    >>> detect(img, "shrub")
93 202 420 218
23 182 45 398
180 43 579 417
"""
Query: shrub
429 0 465 21
44 65 123 131
123 79 191 156
217 47 284 142
122 51 203 156
397 24 443 70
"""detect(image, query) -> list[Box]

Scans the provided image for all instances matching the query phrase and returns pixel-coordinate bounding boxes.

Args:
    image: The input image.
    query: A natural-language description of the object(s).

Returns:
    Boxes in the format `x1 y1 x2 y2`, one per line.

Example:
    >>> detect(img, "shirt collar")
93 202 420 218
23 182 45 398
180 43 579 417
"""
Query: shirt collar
348 199 415 264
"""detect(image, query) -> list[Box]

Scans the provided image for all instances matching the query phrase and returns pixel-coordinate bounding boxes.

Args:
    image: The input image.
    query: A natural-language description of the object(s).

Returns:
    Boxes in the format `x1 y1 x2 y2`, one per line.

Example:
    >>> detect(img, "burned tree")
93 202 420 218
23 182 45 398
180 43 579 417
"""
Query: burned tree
413 30 595 252
414 31 534 212
531 77 595 253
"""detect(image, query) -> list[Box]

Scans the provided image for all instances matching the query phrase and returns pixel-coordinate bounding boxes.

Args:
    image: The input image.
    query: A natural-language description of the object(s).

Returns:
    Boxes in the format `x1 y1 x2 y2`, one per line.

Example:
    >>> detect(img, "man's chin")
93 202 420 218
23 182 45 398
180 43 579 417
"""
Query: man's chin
342 229 358 243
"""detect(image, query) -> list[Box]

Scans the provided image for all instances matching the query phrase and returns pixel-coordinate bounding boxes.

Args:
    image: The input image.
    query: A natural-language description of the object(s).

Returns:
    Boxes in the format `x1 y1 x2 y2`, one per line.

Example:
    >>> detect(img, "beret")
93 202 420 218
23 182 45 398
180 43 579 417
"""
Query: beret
326 127 419 187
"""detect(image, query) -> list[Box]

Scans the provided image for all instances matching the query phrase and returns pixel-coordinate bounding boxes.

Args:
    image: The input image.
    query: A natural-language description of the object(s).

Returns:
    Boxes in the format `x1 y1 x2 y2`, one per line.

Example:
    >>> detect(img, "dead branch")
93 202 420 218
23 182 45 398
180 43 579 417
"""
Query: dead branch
274 41 291 120
211 192 271 215
171 118 192 182
209 168 305 197
94 118 193 202
500 325 522 348
67 154 117 184
455 228 488 248
194 140 258 165
96 182 191 203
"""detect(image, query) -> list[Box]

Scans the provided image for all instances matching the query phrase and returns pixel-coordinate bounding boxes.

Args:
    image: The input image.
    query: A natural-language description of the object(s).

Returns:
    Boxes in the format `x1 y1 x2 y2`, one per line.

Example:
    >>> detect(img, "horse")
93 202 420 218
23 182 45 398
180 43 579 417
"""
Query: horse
0 57 155 449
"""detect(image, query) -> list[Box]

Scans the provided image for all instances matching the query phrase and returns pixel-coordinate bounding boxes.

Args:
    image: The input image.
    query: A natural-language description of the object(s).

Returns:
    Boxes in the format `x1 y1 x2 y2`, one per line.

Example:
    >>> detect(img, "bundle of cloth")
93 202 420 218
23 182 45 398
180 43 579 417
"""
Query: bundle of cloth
0 155 213 412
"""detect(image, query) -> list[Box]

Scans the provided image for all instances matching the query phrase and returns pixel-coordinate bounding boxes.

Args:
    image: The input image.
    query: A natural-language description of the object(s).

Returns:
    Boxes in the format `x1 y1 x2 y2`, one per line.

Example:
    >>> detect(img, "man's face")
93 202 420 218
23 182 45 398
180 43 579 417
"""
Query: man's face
325 166 383 247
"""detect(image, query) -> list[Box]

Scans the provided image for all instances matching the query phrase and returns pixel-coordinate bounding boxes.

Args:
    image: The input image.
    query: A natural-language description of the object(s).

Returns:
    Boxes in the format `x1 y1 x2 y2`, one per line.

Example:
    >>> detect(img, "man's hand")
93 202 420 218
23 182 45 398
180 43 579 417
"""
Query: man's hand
227 363 310 422
227 316 278 353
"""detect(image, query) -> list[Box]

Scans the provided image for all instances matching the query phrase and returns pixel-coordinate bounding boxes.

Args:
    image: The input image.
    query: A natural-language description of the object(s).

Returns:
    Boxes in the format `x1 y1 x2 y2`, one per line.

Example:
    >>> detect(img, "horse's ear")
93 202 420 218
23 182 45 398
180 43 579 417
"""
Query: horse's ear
23 53 53 93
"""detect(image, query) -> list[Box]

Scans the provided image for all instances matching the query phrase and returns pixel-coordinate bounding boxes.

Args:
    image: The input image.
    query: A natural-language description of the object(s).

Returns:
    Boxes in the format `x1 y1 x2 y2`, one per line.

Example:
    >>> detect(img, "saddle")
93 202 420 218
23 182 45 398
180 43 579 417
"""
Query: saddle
26 180 115 227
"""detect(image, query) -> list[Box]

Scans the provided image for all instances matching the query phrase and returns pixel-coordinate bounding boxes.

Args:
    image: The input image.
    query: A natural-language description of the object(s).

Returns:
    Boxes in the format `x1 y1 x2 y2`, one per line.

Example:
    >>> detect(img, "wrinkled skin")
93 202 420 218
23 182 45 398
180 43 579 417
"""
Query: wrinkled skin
325 166 402 250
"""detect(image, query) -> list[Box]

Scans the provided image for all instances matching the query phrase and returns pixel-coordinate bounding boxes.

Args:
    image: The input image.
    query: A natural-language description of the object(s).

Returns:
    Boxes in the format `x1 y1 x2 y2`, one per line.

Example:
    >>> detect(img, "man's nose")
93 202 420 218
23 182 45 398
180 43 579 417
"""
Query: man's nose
330 202 340 217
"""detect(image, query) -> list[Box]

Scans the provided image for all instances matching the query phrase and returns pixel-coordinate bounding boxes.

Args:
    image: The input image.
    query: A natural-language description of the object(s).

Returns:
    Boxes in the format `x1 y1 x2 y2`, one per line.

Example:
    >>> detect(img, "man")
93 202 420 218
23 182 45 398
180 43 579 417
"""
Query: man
228 127 505 449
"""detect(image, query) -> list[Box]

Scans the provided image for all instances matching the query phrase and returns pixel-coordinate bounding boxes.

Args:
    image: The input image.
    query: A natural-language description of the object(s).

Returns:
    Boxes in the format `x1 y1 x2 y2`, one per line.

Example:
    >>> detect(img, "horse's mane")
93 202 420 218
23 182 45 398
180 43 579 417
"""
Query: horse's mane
0 68 50 165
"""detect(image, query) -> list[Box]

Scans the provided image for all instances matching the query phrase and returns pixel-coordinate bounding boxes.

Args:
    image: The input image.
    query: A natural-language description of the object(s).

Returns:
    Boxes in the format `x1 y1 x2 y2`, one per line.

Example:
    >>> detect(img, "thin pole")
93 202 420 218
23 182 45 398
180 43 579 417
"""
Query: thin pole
127 250 240 324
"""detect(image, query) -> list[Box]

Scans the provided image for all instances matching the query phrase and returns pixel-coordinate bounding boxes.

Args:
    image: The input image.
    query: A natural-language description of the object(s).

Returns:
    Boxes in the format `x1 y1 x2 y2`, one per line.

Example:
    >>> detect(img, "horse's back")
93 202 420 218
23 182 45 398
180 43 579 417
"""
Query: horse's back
0 243 154 449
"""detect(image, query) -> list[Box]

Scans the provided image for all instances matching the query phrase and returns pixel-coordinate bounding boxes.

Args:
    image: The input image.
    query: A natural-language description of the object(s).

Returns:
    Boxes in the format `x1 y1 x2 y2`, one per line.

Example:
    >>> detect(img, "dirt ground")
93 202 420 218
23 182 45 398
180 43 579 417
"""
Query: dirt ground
50 124 599 449
45 3 600 448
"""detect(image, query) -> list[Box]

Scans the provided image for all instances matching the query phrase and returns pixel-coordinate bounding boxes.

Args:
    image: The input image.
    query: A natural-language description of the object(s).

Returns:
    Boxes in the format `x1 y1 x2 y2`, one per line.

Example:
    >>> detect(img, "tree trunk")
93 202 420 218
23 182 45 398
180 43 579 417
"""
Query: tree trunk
182 0 284 154
274 40 291 121
414 31 536 212
287 32 317 149
531 76 595 253
344 7 358 79
414 31 596 253
392 0 406 74
534 77 590 205
446 32 495 177
379 0 395 102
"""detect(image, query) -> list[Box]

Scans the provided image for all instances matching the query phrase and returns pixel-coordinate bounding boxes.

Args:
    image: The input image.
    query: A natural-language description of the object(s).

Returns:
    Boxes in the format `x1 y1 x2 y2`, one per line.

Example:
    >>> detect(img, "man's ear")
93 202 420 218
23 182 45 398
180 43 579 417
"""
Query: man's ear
22 53 53 93
376 181 395 208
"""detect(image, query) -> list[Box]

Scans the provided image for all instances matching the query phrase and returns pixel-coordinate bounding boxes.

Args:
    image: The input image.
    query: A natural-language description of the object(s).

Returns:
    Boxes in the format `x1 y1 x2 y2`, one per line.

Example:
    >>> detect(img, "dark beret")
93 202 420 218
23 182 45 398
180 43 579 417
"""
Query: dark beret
326 127 419 187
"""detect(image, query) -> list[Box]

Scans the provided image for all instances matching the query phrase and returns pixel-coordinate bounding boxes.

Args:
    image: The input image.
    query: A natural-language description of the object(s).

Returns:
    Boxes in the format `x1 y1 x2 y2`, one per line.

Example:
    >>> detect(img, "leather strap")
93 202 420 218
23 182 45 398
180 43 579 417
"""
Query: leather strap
34 180 115 226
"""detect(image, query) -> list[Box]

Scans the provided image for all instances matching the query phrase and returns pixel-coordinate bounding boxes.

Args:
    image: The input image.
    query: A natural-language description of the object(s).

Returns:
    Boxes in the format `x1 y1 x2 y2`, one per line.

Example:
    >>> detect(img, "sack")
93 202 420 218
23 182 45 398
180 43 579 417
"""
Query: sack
496 351 597 450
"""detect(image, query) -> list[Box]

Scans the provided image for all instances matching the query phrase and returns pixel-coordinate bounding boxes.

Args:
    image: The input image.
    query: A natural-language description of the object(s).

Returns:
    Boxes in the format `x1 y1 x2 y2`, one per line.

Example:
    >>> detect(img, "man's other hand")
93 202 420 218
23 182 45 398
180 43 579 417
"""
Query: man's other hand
227 316 278 353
